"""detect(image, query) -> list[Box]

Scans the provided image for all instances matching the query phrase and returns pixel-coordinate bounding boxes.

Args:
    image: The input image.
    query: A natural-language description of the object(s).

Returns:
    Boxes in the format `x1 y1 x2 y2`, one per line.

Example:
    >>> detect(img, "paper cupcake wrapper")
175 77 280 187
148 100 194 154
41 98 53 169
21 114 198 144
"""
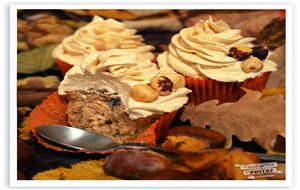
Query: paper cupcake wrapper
134 110 177 144
185 72 271 105
29 91 176 153
54 59 74 76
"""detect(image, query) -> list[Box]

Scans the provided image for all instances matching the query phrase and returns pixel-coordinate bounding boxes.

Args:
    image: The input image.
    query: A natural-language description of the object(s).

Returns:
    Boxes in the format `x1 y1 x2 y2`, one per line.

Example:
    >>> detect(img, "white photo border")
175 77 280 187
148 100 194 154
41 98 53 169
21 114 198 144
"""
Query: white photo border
10 3 293 188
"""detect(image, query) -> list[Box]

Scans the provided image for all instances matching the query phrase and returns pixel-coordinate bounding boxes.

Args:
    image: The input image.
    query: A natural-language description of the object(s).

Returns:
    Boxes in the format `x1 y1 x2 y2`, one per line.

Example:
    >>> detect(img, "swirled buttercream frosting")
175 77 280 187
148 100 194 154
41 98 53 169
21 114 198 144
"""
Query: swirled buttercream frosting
58 49 191 119
157 17 277 82
52 16 154 66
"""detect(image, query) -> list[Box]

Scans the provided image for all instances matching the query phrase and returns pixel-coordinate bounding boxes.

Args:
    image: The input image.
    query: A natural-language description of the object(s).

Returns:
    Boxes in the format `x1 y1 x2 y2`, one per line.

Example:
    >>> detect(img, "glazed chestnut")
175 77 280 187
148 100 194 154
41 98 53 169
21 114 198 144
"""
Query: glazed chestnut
17 171 27 180
229 45 252 61
104 149 170 179
252 46 269 60
17 141 36 172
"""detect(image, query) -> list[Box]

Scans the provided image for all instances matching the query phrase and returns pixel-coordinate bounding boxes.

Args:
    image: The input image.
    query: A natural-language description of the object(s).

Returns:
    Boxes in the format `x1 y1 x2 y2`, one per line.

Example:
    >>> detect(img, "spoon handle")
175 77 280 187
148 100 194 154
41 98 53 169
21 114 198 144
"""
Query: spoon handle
117 143 174 153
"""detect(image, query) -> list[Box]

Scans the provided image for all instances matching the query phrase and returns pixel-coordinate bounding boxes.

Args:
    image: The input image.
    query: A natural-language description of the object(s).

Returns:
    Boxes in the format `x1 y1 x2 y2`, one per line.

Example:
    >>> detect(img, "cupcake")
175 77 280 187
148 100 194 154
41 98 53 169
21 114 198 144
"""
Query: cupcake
58 49 191 143
52 16 154 75
157 17 278 105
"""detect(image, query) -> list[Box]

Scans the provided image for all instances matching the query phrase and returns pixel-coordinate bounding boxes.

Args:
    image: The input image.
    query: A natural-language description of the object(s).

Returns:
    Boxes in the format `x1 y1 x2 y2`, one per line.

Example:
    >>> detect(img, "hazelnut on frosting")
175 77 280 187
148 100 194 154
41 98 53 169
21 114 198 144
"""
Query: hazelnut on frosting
59 49 191 119
157 17 278 82
52 16 154 66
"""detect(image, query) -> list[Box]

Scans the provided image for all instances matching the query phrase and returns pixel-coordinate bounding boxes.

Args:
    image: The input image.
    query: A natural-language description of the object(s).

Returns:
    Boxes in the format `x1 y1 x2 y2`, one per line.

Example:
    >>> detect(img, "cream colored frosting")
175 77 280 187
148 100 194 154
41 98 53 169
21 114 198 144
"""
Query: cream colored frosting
157 17 277 82
58 49 191 119
52 16 154 66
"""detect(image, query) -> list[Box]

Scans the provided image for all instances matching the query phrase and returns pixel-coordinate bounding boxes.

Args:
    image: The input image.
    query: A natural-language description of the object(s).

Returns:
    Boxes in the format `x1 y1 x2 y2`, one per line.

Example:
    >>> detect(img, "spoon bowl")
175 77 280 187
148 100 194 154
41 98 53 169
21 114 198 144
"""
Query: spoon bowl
35 125 165 153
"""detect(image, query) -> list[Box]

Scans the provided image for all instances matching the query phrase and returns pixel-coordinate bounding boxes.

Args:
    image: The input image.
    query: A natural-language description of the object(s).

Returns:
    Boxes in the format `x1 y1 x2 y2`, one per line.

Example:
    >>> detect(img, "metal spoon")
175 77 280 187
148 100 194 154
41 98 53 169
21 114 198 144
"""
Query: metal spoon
35 125 285 162
35 125 167 153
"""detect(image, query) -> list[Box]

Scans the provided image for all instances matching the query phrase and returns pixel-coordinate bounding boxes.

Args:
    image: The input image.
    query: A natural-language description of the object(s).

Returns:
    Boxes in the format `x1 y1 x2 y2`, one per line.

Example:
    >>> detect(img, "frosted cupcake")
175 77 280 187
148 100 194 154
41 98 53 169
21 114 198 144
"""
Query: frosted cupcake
158 17 278 105
52 16 154 74
58 49 191 143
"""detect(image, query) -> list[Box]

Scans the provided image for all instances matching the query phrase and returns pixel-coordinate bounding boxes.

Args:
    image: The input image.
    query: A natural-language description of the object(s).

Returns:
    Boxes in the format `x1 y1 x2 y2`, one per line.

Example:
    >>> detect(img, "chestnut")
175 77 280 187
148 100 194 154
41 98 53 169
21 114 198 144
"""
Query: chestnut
104 149 170 179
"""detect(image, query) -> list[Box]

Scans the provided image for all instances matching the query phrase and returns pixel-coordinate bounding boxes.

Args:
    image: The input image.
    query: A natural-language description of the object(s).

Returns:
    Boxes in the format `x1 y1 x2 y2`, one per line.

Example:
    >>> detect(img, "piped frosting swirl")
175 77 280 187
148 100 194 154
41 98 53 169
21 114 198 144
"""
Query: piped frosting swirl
52 16 154 65
158 17 277 82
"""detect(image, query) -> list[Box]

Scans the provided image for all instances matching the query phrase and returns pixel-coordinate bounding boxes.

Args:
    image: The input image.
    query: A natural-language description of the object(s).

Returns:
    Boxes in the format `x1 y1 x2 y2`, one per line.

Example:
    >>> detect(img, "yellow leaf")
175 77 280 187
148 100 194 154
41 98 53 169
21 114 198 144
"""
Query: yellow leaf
261 87 285 99
63 9 89 16
241 87 285 99
18 117 32 141
32 167 69 180
162 135 209 153
32 159 120 180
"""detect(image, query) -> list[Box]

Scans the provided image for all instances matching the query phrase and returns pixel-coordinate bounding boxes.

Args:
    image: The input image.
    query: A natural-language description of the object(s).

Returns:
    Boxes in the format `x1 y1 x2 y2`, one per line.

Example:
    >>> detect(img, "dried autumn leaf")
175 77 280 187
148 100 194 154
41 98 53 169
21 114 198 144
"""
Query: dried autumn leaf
266 45 286 88
179 149 261 180
63 9 89 16
242 87 285 99
32 159 120 180
162 135 209 153
30 34 68 48
181 91 285 150
87 10 137 20
17 43 58 74
18 117 32 141
17 107 34 142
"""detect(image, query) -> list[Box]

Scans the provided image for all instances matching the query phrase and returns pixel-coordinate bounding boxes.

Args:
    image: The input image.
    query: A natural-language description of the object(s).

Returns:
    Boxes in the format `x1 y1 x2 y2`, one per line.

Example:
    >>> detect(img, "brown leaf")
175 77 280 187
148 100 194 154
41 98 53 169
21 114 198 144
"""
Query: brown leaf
29 34 68 47
181 91 285 150
87 10 137 20
266 45 286 88
17 76 60 90
26 13 57 25
32 159 120 180
184 10 280 37
34 23 73 35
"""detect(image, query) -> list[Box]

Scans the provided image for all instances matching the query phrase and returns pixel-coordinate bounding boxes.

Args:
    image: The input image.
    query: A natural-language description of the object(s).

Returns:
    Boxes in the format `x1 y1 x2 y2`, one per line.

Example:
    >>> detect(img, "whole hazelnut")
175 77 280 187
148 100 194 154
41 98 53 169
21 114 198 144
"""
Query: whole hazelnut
150 76 173 96
252 46 269 60
241 57 264 73
229 45 253 61
130 84 159 103
162 74 186 89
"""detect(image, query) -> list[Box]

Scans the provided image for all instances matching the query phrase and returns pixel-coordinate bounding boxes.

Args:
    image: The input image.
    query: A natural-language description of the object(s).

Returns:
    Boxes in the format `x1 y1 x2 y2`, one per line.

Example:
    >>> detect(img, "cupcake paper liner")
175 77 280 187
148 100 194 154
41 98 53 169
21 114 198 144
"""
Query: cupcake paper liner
54 59 74 76
134 110 177 144
185 72 271 105
29 91 176 153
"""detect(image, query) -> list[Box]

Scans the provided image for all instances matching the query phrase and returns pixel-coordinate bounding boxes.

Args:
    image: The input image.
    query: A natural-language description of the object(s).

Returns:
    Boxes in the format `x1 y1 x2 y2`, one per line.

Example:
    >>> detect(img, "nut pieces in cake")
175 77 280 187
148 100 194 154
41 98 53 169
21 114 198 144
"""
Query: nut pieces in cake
229 45 253 61
162 73 186 89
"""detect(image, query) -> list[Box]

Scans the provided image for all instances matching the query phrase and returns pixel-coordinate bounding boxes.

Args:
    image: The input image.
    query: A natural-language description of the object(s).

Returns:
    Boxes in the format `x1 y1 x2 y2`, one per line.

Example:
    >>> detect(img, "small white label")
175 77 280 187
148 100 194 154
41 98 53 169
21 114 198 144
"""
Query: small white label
235 162 282 179
238 162 278 170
